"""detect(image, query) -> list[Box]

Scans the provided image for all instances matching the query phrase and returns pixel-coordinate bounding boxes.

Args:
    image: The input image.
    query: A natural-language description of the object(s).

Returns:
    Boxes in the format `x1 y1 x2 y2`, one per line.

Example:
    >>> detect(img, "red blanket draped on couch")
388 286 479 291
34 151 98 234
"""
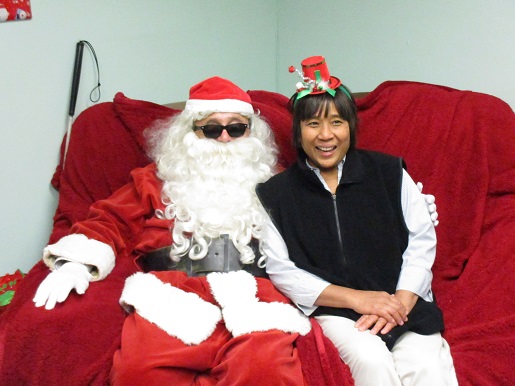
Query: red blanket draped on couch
357 81 515 385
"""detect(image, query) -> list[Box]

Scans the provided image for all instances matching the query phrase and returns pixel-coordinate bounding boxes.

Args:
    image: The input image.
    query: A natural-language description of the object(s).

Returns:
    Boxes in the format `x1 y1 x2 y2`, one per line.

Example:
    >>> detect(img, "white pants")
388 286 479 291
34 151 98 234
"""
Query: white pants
316 315 459 386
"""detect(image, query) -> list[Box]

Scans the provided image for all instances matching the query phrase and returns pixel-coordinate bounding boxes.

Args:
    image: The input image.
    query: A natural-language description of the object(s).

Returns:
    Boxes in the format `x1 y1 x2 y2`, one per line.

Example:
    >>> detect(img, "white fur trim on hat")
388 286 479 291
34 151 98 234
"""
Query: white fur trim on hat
120 272 222 345
185 99 254 115
42 234 115 281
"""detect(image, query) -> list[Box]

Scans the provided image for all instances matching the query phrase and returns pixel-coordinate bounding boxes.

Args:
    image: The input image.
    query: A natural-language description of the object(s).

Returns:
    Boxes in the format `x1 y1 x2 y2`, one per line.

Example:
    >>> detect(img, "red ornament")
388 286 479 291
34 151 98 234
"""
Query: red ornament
288 66 296 73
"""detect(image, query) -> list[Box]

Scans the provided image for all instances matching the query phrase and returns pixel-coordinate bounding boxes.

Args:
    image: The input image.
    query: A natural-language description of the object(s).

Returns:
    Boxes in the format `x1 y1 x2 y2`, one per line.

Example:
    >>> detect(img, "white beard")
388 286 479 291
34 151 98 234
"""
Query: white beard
157 131 275 264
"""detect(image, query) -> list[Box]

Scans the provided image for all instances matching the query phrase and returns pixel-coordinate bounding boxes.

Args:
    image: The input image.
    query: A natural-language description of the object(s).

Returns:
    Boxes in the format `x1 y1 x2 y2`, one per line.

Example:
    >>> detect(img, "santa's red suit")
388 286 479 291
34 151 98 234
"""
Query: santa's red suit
43 163 311 385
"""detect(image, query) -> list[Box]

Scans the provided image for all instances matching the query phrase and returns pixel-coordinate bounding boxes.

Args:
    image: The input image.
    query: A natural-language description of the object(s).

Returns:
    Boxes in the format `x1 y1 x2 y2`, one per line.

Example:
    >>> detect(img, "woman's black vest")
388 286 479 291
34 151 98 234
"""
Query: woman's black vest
257 149 443 349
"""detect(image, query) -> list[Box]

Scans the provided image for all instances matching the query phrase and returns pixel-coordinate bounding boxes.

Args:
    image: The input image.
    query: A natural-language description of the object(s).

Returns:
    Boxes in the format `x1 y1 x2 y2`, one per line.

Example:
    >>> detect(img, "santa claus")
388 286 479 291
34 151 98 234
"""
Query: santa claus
34 76 312 385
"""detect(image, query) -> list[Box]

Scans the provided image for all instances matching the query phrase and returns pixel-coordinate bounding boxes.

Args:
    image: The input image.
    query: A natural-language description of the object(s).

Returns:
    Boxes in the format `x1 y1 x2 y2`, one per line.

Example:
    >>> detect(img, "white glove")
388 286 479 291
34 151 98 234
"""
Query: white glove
417 182 439 227
33 261 92 310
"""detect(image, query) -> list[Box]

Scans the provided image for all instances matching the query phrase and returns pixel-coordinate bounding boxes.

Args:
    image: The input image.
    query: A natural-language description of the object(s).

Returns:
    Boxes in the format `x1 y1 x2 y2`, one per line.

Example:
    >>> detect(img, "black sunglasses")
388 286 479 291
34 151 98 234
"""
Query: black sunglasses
193 123 249 139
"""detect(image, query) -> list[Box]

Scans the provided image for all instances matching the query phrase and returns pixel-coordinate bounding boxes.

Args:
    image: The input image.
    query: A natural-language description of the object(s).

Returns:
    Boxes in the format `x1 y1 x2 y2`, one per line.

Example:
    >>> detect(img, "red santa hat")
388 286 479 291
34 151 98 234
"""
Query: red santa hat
185 76 254 115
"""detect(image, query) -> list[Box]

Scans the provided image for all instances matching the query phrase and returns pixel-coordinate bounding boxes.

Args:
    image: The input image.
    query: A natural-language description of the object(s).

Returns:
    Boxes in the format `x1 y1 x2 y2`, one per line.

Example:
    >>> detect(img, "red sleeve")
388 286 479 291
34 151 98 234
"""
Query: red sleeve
70 164 165 257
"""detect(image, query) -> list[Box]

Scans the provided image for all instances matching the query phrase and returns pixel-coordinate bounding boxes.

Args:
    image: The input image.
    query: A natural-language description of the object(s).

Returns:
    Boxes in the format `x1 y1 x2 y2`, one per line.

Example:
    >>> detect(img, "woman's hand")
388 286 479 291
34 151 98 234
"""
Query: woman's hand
355 290 419 335
315 285 413 329
350 290 409 327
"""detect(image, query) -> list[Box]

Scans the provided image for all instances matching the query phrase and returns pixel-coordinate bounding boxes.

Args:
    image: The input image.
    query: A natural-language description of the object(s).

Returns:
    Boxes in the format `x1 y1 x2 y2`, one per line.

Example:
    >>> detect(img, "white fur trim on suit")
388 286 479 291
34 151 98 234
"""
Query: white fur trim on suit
42 234 115 281
222 301 312 337
207 271 311 337
207 270 258 308
120 272 222 346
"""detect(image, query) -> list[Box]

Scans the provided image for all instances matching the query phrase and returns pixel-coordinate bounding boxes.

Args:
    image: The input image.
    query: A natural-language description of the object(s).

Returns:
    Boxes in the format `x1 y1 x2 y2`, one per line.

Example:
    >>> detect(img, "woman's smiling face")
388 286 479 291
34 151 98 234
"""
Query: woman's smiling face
300 101 350 173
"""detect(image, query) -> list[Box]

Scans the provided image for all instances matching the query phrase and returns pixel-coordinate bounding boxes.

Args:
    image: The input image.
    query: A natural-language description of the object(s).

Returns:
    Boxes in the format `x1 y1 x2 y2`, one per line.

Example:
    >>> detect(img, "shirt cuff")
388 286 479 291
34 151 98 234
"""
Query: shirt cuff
396 264 433 301
276 272 330 316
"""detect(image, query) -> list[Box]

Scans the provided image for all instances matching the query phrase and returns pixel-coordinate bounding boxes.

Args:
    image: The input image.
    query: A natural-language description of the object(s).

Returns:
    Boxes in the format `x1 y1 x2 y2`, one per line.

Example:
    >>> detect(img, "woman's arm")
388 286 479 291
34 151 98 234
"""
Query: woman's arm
356 170 437 334
262 216 330 315
263 216 408 326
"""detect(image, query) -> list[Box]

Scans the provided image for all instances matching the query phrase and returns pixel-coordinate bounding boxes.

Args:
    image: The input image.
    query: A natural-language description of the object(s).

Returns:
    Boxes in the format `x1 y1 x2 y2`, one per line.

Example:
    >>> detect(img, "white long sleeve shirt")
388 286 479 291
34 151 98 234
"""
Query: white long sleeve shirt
261 160 436 316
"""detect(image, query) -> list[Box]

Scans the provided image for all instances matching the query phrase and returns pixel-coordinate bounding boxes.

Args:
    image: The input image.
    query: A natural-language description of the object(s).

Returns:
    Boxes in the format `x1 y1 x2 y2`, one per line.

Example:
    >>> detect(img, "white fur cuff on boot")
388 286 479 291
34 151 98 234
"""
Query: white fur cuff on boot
120 272 222 345
222 301 312 337
207 270 258 307
207 270 311 337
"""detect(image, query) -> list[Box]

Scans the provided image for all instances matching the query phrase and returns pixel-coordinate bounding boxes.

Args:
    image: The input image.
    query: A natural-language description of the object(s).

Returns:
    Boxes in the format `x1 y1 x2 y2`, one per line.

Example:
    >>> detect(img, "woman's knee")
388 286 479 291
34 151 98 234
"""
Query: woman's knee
392 332 458 385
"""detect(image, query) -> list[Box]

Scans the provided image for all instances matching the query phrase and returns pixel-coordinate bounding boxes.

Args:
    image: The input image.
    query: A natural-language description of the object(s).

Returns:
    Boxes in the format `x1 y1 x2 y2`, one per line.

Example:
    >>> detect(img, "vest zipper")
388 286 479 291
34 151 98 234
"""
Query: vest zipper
332 194 346 265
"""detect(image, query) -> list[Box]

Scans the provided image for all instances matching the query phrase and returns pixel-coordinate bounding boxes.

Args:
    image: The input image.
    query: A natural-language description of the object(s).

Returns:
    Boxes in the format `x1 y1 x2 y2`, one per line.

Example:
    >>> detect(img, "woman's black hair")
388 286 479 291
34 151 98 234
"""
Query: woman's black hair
288 85 359 160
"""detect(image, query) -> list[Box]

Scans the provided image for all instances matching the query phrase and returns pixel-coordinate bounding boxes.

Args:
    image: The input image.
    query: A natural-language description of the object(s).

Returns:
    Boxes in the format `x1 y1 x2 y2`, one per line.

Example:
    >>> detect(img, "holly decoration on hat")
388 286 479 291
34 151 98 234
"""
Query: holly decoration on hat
288 65 335 99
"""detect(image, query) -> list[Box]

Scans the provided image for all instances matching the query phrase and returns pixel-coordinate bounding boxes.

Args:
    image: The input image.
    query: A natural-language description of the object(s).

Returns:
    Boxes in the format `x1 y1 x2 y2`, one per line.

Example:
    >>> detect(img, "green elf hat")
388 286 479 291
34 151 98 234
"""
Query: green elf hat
289 55 351 101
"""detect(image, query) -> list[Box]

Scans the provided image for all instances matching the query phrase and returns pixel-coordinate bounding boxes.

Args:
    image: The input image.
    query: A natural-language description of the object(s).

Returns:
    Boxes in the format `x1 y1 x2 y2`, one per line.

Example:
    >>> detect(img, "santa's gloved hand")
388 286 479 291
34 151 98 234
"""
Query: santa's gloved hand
417 182 439 227
33 261 92 310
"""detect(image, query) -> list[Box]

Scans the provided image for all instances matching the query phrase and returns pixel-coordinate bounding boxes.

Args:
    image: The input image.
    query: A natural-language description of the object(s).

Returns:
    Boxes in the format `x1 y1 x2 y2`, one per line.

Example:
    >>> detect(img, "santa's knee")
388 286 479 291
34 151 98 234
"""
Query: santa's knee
110 350 147 386
219 331 304 385
231 355 302 386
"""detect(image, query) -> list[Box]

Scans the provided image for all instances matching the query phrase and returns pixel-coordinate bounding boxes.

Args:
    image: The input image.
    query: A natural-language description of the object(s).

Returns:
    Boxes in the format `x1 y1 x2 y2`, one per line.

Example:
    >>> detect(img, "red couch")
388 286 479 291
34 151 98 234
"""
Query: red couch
1 81 514 385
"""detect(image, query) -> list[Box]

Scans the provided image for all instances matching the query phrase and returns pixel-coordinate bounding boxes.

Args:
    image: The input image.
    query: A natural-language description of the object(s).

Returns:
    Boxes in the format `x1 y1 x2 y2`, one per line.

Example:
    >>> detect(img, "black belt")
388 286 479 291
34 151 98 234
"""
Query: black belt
136 235 268 278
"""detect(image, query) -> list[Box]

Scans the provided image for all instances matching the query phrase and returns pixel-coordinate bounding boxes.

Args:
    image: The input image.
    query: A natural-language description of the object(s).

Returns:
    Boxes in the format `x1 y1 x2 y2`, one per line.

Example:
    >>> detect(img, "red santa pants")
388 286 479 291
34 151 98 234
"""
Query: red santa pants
110 271 307 386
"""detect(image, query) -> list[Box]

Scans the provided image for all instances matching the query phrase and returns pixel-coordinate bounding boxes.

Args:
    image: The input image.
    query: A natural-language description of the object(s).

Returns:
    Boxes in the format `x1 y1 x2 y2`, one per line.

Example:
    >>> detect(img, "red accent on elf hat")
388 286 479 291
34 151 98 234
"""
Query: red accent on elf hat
301 56 341 94
185 76 254 115
289 56 342 99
